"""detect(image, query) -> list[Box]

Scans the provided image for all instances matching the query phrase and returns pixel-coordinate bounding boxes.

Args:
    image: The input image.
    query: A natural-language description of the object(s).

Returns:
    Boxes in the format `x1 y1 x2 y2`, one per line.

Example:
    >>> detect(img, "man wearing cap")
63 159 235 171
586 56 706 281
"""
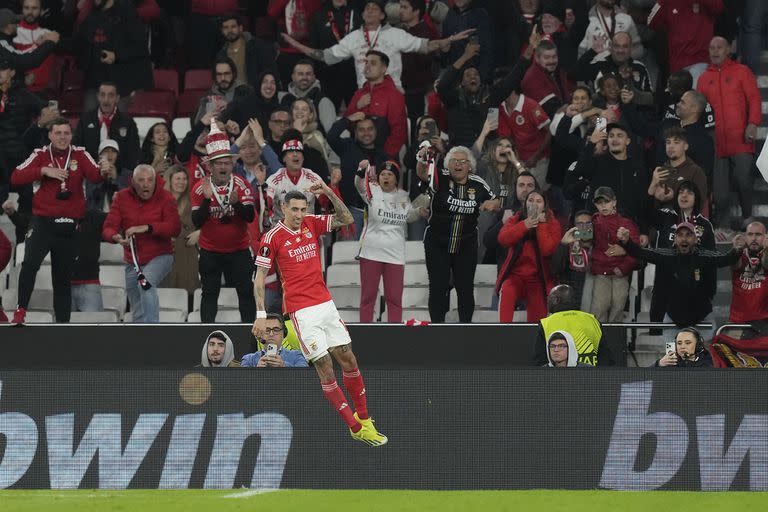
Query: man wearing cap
0 7 59 72
74 81 140 171
191 120 256 323
10 117 107 325
566 120 648 241
103 164 180 323
617 222 741 337
84 138 125 211
265 131 327 227
282 0 473 89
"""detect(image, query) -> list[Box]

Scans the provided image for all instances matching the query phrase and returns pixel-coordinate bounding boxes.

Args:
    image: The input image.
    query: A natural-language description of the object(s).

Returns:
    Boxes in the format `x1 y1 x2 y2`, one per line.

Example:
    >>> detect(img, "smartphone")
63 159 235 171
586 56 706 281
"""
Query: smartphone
574 228 593 241
663 166 681 183
486 107 499 126
424 120 439 139
595 116 607 133
48 100 58 110
665 341 676 356
526 202 539 219
265 343 278 357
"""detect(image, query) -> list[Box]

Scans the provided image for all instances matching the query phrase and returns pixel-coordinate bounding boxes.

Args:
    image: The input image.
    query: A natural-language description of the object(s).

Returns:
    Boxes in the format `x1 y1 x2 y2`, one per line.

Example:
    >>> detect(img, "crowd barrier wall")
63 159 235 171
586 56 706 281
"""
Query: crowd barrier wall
0 369 765 490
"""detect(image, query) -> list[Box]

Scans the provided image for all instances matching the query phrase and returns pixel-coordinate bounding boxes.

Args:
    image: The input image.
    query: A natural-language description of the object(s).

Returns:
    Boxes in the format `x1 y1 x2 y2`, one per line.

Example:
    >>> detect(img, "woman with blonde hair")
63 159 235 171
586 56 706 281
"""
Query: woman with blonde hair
160 165 200 296
290 97 336 164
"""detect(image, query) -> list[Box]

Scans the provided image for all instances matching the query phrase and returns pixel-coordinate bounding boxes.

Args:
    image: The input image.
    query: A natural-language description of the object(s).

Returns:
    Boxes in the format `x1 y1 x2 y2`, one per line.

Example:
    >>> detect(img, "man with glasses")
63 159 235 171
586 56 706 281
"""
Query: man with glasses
192 57 240 125
545 331 593 367
536 284 605 367
242 312 309 368
416 145 499 323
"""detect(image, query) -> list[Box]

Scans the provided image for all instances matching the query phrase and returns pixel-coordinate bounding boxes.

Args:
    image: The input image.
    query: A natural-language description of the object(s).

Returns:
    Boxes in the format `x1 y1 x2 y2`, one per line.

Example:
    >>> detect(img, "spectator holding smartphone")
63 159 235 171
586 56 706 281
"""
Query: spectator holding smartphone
647 127 708 215
551 210 595 310
654 327 713 367
589 186 638 323
495 189 561 323
242 313 309 368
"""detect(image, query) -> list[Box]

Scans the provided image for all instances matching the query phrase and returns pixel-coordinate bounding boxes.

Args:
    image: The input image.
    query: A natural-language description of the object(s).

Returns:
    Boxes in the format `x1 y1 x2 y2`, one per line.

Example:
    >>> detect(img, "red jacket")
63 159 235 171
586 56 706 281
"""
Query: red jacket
648 0 723 72
102 177 181 265
346 75 408 157
495 211 561 293
697 58 761 158
521 61 574 112
11 145 102 219
590 212 638 276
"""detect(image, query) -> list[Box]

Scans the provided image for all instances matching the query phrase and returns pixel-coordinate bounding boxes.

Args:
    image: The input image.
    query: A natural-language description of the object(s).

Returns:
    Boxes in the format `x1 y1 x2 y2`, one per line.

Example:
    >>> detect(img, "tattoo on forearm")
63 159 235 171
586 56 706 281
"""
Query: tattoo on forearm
327 190 354 229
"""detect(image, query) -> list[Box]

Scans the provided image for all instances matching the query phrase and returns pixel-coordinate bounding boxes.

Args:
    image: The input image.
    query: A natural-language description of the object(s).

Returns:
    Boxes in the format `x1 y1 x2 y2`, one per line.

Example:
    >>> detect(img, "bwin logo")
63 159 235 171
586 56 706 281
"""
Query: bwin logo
600 381 768 491
0 381 292 490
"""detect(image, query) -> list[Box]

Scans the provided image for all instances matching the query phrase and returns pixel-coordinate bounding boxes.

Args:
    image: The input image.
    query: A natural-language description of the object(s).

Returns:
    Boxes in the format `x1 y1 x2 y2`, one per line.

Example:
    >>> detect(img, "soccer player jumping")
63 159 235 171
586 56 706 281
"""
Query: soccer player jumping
252 184 388 446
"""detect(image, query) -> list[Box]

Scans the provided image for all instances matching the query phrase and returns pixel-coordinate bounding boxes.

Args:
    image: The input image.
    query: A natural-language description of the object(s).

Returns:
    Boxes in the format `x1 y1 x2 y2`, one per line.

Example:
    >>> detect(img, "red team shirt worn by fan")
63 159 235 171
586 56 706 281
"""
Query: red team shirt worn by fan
730 251 768 323
11 145 102 219
255 214 333 313
191 175 255 253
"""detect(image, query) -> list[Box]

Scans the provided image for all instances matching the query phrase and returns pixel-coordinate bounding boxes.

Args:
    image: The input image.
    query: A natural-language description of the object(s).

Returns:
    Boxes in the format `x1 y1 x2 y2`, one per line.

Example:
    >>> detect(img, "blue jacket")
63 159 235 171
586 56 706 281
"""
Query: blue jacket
241 348 309 368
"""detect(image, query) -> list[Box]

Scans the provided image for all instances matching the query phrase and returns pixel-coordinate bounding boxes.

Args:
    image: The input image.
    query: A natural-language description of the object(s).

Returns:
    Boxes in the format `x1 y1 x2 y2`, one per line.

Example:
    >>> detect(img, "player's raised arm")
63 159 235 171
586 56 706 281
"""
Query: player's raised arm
309 182 353 230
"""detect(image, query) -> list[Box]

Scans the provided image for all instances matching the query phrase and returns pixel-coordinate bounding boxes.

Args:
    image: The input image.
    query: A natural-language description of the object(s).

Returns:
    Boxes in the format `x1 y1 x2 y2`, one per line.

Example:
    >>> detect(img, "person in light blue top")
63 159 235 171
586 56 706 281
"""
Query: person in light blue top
242 312 309 368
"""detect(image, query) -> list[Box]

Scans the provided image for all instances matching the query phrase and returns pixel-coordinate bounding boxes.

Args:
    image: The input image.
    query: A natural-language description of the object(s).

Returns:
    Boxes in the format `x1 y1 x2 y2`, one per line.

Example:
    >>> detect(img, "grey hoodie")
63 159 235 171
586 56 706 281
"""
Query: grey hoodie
545 330 592 367
201 330 238 367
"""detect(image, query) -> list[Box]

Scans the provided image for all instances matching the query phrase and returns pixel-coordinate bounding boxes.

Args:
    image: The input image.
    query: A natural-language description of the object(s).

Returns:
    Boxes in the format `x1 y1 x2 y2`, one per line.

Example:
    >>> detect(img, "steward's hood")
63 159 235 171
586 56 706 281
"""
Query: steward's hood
546 330 580 367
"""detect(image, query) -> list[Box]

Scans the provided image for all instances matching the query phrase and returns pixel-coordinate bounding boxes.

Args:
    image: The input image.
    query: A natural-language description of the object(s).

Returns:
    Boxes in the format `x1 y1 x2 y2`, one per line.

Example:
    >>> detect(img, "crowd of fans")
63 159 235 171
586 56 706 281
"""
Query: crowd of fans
0 0 766 353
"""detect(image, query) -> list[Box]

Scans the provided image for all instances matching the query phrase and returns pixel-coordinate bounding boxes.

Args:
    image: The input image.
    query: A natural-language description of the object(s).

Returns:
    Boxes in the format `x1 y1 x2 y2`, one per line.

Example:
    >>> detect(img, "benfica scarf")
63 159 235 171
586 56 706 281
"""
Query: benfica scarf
710 334 768 368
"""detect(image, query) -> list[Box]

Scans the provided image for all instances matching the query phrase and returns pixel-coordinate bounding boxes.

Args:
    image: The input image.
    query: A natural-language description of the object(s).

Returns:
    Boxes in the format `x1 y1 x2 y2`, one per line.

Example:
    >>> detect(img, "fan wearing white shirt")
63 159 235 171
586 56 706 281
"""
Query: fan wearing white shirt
282 0 474 89
355 159 426 322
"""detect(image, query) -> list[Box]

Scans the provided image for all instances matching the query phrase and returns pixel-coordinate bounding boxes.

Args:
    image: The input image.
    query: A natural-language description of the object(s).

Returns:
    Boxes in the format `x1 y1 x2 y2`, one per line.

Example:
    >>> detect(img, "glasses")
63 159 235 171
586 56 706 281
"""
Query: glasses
550 343 569 350
270 118 291 125
450 159 471 166
264 327 284 335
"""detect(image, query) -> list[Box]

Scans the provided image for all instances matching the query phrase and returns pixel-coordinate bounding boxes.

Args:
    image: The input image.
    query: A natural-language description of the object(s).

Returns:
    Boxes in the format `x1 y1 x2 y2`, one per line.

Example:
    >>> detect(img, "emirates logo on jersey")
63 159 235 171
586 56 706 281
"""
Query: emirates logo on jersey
288 242 317 262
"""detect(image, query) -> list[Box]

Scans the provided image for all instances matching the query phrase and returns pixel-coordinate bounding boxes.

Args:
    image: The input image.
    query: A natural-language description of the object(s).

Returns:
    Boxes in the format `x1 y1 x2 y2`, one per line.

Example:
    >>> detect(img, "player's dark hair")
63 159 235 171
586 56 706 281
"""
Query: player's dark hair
366 49 389 68
663 126 688 143
284 190 308 204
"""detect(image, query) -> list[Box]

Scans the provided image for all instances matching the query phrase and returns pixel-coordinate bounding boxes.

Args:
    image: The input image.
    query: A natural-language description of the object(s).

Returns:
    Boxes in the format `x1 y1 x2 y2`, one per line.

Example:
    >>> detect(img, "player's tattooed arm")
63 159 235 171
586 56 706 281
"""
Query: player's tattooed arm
326 189 354 230
308 181 353 230
253 266 267 312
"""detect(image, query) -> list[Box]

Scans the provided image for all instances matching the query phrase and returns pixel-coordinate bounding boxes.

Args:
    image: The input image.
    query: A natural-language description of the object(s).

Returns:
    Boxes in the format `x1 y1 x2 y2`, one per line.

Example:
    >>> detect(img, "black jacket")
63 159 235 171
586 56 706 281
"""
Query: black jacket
564 142 650 233
436 58 526 148
621 240 739 326
73 3 152 95
653 349 713 367
216 33 277 87
0 83 44 182
72 210 106 282
73 109 140 170
0 33 56 72
327 117 391 209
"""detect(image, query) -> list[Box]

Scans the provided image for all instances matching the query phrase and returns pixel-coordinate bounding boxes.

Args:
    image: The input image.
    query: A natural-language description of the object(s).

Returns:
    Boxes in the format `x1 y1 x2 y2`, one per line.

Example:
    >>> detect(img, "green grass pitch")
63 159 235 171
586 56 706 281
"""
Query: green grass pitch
1 490 767 512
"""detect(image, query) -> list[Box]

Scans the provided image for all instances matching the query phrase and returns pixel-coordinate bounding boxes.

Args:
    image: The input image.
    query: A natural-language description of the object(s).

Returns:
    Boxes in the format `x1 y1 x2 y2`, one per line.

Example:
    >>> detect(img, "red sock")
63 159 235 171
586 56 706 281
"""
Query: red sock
321 380 361 432
342 368 369 420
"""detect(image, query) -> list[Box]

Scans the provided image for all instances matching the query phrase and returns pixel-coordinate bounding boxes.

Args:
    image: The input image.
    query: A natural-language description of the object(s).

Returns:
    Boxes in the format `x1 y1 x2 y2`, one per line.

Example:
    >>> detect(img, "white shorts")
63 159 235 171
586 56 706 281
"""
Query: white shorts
289 300 352 361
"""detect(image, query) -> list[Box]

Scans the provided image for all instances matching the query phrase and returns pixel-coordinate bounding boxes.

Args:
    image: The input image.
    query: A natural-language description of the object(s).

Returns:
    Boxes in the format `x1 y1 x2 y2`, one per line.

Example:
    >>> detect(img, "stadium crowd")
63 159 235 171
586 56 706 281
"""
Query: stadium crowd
0 0 766 365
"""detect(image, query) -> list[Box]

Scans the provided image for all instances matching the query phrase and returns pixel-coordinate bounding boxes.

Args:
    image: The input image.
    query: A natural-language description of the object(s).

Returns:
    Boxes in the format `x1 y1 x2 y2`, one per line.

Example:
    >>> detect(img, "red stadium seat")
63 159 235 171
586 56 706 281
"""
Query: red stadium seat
126 90 176 122
152 68 179 97
176 89 205 118
184 69 212 91
61 69 84 92
58 90 83 116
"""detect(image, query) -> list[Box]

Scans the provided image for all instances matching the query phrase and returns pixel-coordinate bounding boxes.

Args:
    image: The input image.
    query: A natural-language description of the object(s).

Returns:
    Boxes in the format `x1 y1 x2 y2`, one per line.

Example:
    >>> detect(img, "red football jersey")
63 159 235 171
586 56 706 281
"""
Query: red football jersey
730 251 768 323
191 175 255 253
255 215 333 313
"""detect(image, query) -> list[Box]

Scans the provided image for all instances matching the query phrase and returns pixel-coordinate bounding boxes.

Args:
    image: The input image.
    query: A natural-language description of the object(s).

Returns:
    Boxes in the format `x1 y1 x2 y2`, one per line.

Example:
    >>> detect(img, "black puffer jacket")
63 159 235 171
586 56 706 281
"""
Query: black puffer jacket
0 84 44 184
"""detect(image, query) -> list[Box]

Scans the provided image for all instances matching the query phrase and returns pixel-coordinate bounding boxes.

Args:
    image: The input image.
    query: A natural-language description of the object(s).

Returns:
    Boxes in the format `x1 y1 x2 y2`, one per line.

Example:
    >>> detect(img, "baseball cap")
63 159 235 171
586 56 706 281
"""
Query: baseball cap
0 9 21 30
593 186 616 202
98 139 120 154
674 221 696 233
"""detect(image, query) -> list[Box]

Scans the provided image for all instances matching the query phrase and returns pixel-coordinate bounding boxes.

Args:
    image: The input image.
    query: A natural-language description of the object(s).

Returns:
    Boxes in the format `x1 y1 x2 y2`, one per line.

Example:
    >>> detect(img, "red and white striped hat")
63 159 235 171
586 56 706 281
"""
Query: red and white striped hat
204 118 233 162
